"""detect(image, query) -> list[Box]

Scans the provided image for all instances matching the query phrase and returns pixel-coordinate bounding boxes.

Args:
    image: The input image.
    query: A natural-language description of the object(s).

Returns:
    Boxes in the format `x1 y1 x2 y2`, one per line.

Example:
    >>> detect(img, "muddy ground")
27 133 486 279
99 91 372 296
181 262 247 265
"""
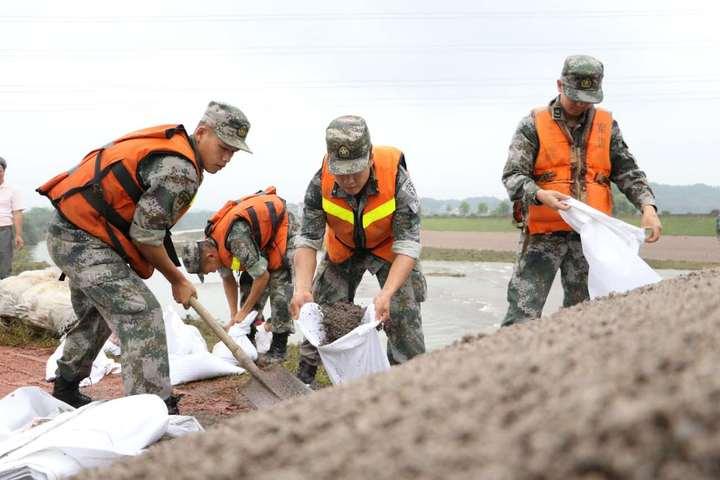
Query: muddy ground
72 268 720 479
0 345 254 426
421 231 720 263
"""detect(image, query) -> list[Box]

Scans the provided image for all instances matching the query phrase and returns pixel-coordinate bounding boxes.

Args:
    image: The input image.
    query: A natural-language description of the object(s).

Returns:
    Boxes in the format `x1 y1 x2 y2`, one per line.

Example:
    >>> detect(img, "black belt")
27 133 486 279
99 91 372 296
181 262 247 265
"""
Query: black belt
0 225 12 230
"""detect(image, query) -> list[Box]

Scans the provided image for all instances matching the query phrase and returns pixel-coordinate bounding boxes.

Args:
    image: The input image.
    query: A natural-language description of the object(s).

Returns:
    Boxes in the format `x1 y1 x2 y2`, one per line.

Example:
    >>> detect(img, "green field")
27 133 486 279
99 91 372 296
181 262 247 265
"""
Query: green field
421 215 717 237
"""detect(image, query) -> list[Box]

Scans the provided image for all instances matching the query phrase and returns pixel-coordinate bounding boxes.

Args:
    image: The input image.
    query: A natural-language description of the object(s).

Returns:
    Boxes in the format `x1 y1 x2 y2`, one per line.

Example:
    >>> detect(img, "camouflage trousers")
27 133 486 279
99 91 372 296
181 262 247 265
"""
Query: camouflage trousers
502 231 589 327
238 265 294 334
46 214 170 399
0 226 13 279
299 253 427 366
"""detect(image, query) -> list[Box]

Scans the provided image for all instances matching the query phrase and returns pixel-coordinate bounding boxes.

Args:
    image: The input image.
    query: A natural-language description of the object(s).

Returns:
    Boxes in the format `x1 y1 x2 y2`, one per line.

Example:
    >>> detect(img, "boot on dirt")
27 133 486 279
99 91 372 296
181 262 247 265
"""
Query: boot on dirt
52 376 92 408
164 394 183 415
296 360 318 386
266 331 289 362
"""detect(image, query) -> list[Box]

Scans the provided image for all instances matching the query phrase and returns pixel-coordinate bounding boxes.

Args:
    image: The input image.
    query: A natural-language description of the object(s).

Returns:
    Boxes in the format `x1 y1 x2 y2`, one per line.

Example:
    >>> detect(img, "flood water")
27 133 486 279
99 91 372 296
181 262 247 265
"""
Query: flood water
33 242 687 352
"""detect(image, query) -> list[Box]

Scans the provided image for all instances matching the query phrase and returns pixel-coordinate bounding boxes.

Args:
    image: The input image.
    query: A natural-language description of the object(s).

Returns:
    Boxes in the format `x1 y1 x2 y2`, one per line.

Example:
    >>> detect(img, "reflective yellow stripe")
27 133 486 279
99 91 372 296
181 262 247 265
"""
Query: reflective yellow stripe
363 198 396 228
231 257 242 272
322 197 354 224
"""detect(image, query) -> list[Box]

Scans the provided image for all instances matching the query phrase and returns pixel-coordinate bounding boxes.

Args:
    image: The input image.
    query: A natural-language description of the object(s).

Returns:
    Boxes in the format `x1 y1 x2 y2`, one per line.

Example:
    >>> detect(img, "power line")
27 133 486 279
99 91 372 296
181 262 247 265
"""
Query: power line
0 10 706 23
0 41 714 57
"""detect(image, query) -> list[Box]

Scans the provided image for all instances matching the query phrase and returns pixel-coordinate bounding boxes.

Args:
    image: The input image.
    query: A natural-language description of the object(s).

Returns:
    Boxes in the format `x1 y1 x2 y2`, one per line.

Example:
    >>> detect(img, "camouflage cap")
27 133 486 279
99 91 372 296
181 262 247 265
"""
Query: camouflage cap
326 115 372 175
179 241 204 283
201 101 252 153
561 55 604 104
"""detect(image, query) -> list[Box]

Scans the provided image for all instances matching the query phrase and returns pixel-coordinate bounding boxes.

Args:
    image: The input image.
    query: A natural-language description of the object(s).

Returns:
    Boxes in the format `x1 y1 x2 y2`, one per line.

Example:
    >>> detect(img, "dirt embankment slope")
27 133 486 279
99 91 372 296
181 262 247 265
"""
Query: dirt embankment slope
78 269 720 480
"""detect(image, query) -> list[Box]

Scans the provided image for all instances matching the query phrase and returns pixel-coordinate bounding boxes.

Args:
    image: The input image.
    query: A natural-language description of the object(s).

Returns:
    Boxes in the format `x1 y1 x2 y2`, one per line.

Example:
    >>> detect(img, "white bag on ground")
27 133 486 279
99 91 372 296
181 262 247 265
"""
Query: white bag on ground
255 322 272 354
163 301 243 384
559 198 662 298
212 311 258 364
0 268 77 335
0 387 202 479
45 340 121 387
297 303 390 385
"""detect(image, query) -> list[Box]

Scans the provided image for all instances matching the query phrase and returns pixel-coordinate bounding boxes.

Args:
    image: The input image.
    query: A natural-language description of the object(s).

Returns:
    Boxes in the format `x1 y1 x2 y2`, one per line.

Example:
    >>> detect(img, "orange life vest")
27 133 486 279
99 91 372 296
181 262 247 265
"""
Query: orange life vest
37 124 201 279
527 107 613 234
321 146 402 264
205 187 289 272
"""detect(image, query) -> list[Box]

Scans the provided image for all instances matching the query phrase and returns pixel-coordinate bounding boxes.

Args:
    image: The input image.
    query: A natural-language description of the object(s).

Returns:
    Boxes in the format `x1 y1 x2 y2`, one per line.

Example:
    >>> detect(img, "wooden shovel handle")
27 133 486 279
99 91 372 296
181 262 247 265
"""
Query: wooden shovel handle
188 297 264 379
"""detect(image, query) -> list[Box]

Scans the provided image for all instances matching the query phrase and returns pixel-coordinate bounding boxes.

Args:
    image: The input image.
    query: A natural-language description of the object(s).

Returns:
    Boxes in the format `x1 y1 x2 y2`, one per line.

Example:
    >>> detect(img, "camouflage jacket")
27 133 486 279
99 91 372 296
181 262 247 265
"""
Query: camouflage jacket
295 161 422 262
49 153 201 247
502 96 656 211
218 211 299 280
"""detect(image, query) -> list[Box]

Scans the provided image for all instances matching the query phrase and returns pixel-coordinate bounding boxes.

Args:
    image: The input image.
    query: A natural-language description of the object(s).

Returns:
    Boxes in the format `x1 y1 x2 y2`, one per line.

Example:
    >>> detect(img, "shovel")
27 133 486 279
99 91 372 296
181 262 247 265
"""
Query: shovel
189 297 311 408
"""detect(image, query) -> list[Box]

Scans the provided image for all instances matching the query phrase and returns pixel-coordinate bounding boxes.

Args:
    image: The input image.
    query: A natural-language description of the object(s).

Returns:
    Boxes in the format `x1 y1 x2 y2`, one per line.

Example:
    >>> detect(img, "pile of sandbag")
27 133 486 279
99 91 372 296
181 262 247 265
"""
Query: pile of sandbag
0 268 76 336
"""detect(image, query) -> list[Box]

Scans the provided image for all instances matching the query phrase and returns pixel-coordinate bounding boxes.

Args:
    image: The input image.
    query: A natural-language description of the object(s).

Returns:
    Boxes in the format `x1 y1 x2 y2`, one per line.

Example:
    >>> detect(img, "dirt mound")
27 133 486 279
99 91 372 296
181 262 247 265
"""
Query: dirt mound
320 302 365 344
77 269 720 480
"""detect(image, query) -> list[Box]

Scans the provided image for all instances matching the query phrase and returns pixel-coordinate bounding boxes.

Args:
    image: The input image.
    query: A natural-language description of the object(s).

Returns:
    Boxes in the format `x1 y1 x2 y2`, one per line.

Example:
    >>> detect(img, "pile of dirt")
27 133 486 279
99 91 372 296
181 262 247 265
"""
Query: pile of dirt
77 269 720 480
319 302 365 344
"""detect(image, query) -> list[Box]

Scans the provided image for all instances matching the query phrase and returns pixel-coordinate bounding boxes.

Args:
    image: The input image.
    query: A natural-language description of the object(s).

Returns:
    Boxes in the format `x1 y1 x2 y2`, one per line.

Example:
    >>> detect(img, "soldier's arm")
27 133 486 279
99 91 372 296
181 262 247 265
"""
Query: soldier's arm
226 221 270 323
608 120 661 242
608 120 657 210
373 165 421 322
501 114 542 205
132 155 199 305
291 170 324 318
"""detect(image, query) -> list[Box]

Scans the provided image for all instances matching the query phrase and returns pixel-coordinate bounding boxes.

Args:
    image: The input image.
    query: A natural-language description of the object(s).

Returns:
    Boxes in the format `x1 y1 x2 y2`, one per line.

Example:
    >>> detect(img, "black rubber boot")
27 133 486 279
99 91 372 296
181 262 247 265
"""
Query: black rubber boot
267 332 289 362
52 376 92 408
164 394 183 415
296 360 318 385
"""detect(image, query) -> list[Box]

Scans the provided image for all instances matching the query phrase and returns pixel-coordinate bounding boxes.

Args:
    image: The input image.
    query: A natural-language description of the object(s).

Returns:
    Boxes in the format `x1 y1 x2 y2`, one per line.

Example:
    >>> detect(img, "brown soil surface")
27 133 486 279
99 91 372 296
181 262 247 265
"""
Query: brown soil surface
421 230 720 263
0 347 252 427
320 302 365 344
76 269 720 480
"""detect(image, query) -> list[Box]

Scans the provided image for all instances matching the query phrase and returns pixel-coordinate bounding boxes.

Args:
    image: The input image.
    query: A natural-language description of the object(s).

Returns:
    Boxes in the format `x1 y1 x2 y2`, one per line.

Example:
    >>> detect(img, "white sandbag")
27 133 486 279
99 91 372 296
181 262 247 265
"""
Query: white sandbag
0 388 201 479
211 311 258 364
297 303 390 385
255 322 272 354
559 198 662 298
0 387 73 442
163 303 208 356
45 339 121 387
169 352 243 385
0 268 77 335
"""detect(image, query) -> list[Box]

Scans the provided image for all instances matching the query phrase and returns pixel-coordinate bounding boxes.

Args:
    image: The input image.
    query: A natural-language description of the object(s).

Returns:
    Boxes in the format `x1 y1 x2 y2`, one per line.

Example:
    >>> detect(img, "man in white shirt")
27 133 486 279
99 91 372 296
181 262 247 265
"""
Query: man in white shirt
0 157 24 279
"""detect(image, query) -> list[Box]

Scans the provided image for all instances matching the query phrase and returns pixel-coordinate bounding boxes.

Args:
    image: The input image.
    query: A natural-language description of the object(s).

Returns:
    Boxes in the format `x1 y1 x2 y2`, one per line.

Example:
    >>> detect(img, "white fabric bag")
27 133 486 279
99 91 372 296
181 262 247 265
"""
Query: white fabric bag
45 340 121 387
0 387 202 479
559 198 662 298
297 303 390 385
212 311 259 364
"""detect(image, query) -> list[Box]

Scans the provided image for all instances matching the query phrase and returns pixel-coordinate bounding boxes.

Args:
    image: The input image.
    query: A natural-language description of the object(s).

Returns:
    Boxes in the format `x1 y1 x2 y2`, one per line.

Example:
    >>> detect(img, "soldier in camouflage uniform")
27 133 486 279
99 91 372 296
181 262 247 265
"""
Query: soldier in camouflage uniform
501 55 662 327
179 209 298 362
290 115 427 384
41 102 252 412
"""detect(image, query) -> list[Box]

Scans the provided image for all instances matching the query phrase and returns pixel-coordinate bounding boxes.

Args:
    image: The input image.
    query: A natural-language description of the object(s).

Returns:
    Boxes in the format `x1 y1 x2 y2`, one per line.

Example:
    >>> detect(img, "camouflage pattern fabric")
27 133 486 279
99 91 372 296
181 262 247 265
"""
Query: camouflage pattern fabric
295 163 422 259
299 251 427 366
47 213 170 398
218 212 299 334
201 101 252 153
130 154 200 246
502 231 589 327
560 54 604 104
501 96 656 211
325 115 372 175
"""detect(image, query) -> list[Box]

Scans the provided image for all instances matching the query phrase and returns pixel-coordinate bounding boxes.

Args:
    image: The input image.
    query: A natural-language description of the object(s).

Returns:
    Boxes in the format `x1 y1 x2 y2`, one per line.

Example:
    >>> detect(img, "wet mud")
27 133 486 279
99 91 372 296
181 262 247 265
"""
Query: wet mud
319 302 365 344
60 269 720 479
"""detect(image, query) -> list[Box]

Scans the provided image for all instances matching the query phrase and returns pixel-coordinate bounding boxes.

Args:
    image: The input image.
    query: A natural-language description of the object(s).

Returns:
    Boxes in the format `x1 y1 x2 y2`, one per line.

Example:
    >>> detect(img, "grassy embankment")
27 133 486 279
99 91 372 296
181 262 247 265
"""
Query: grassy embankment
421 215 720 270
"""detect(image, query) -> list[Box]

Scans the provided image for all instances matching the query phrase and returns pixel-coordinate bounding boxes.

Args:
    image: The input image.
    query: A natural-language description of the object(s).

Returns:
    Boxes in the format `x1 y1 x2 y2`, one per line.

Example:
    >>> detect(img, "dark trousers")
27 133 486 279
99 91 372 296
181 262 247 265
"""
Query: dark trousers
0 226 13 279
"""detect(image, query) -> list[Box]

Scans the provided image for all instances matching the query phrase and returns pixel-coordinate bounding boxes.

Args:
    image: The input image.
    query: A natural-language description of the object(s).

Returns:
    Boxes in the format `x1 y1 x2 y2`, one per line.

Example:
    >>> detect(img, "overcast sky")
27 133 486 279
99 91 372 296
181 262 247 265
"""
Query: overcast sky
1 0 718 211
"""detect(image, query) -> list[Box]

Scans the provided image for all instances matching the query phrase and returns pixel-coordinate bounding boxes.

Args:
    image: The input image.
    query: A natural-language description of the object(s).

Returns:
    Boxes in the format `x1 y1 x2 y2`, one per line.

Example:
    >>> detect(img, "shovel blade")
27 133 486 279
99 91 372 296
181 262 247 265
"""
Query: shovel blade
243 364 312 409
